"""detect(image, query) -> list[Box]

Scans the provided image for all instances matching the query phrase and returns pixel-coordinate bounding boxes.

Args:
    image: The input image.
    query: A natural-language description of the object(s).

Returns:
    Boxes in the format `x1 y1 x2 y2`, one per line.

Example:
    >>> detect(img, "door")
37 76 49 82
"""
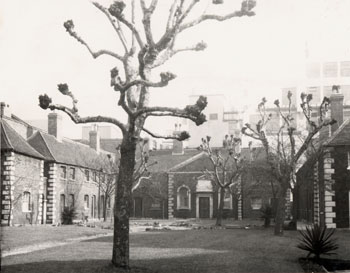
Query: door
199 197 210 218
134 197 143 218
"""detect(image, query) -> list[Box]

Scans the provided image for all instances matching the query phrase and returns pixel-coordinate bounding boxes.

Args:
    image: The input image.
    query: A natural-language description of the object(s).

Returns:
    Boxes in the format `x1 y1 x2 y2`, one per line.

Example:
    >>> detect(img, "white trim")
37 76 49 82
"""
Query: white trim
177 185 191 210
196 193 213 219
349 191 350 228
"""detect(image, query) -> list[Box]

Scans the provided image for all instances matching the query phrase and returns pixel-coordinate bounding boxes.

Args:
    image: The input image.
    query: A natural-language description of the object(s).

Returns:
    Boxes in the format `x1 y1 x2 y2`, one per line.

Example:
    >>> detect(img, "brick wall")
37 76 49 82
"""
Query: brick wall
1 153 44 225
333 146 350 228
52 164 114 223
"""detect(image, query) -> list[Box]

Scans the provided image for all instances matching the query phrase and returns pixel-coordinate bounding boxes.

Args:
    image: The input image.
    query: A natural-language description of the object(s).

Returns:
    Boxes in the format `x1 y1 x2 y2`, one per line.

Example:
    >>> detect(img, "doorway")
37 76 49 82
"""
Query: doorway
199 197 210 218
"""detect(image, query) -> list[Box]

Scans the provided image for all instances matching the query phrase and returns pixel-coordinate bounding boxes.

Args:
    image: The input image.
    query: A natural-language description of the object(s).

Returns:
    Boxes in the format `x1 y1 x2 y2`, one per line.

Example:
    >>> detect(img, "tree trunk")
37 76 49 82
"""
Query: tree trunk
111 135 136 268
103 194 108 222
216 187 225 226
274 184 288 236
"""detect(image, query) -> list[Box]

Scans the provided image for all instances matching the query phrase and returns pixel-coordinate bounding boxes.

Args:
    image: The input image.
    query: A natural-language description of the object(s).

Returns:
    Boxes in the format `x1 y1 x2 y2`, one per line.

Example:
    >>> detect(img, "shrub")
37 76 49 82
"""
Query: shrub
260 204 274 227
297 224 338 261
61 206 77 225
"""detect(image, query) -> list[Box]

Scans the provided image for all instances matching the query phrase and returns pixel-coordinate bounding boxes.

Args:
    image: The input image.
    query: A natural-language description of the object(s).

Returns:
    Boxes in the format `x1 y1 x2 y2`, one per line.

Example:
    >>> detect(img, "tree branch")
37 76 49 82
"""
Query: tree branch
63 20 124 61
178 10 255 33
108 2 145 48
140 0 158 47
142 127 190 141
92 2 129 53
39 89 126 133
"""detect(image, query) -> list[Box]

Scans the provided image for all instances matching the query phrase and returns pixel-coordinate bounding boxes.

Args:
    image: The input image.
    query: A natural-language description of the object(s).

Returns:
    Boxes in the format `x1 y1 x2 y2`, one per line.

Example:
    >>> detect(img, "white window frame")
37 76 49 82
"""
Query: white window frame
177 185 191 210
218 189 233 209
22 191 31 212
84 195 89 209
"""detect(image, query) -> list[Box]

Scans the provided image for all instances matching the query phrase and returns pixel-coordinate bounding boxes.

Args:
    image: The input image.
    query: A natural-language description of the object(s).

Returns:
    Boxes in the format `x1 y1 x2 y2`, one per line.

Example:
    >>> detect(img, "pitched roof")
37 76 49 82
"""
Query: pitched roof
170 147 266 173
0 120 44 159
146 149 202 172
28 131 113 170
324 118 350 146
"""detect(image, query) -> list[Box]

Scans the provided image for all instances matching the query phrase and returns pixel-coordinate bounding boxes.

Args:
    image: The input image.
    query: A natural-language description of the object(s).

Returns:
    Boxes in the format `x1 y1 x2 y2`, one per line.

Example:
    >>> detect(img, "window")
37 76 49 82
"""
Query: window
68 194 74 208
306 62 321 78
218 190 232 209
347 151 350 171
306 86 321 105
22 192 31 212
60 166 67 179
93 172 97 182
84 195 89 209
60 194 66 212
340 61 350 77
223 112 238 121
69 167 75 180
85 170 90 181
251 197 262 210
323 62 338 78
177 186 191 209
209 113 218 120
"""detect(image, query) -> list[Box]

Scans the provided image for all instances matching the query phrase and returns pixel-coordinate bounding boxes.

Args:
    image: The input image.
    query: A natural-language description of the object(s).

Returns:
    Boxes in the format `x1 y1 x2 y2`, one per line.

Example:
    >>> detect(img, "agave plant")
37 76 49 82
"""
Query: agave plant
297 224 338 260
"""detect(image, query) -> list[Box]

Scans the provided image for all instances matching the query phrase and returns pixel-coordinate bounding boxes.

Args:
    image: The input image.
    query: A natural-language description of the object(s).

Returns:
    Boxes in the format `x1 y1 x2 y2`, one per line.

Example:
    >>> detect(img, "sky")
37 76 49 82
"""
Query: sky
1 0 350 139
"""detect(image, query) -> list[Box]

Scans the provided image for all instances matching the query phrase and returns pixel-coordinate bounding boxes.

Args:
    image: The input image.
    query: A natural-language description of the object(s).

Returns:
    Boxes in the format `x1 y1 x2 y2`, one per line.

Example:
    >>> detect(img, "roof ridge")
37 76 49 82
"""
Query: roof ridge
38 131 56 160
323 118 350 146
168 151 205 172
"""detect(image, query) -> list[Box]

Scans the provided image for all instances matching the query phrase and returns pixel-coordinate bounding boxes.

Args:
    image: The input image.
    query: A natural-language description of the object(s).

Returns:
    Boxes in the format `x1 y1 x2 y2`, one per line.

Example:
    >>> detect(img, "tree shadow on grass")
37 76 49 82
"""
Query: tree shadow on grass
1 260 156 273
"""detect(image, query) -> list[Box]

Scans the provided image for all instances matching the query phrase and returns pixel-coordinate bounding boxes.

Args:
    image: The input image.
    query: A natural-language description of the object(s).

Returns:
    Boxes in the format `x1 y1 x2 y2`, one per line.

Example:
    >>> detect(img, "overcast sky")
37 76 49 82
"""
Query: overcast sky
1 0 350 138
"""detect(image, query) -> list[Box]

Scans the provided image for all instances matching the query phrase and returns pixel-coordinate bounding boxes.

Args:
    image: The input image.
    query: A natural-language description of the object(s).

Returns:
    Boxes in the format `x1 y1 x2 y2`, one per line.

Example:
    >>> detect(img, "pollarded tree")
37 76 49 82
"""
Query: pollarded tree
200 135 245 226
242 91 335 235
38 0 256 268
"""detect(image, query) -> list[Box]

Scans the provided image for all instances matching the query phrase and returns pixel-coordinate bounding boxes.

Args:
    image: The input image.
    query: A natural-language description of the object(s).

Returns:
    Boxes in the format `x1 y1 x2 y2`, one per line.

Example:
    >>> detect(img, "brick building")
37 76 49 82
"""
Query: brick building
296 89 350 228
1 104 116 226
131 137 276 220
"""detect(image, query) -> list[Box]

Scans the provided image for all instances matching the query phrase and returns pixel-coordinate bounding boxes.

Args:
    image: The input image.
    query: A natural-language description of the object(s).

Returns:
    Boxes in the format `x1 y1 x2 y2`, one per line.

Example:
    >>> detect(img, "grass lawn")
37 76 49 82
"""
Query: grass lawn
1 225 112 252
2 226 349 273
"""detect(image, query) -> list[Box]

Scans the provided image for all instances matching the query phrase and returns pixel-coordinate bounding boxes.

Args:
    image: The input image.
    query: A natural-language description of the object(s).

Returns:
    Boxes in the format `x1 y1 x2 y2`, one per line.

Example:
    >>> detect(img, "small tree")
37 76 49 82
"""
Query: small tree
242 91 335 235
38 0 257 268
199 135 244 226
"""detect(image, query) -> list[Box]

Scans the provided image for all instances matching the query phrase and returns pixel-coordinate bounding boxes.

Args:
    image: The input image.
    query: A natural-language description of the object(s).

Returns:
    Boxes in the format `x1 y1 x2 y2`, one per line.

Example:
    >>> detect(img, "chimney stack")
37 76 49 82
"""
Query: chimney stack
172 123 184 155
330 85 344 135
48 113 62 142
89 125 100 153
0 102 12 118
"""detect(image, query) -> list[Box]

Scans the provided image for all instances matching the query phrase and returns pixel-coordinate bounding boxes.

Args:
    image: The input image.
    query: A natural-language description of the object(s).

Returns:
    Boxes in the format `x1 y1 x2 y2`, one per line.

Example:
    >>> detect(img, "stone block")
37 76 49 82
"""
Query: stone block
326 212 336 218
325 196 333 201
325 201 335 207
324 168 335 174
325 217 333 224
326 223 336 228
325 191 335 196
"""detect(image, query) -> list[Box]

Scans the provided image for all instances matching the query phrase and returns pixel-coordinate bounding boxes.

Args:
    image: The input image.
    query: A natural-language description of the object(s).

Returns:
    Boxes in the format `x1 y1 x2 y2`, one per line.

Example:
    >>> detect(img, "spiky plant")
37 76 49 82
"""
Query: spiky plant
61 206 77 225
297 224 338 261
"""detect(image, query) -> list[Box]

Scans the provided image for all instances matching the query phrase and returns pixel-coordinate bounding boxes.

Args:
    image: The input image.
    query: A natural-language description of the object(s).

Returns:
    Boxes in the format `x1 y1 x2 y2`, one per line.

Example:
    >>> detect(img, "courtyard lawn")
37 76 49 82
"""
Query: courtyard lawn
2 226 349 273
1 225 112 253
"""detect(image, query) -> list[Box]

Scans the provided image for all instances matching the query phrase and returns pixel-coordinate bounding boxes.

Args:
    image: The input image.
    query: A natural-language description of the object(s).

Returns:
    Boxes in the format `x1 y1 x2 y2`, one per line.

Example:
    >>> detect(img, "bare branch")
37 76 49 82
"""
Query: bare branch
92 2 129 53
63 20 124 61
108 1 145 48
142 127 190 141
140 0 158 46
179 10 255 33
39 90 126 133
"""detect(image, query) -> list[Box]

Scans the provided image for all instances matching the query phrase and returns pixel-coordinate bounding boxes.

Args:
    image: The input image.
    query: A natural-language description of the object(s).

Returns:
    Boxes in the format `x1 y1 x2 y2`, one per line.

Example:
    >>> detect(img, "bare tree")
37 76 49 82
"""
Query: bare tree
38 0 256 268
200 135 244 226
242 91 335 235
